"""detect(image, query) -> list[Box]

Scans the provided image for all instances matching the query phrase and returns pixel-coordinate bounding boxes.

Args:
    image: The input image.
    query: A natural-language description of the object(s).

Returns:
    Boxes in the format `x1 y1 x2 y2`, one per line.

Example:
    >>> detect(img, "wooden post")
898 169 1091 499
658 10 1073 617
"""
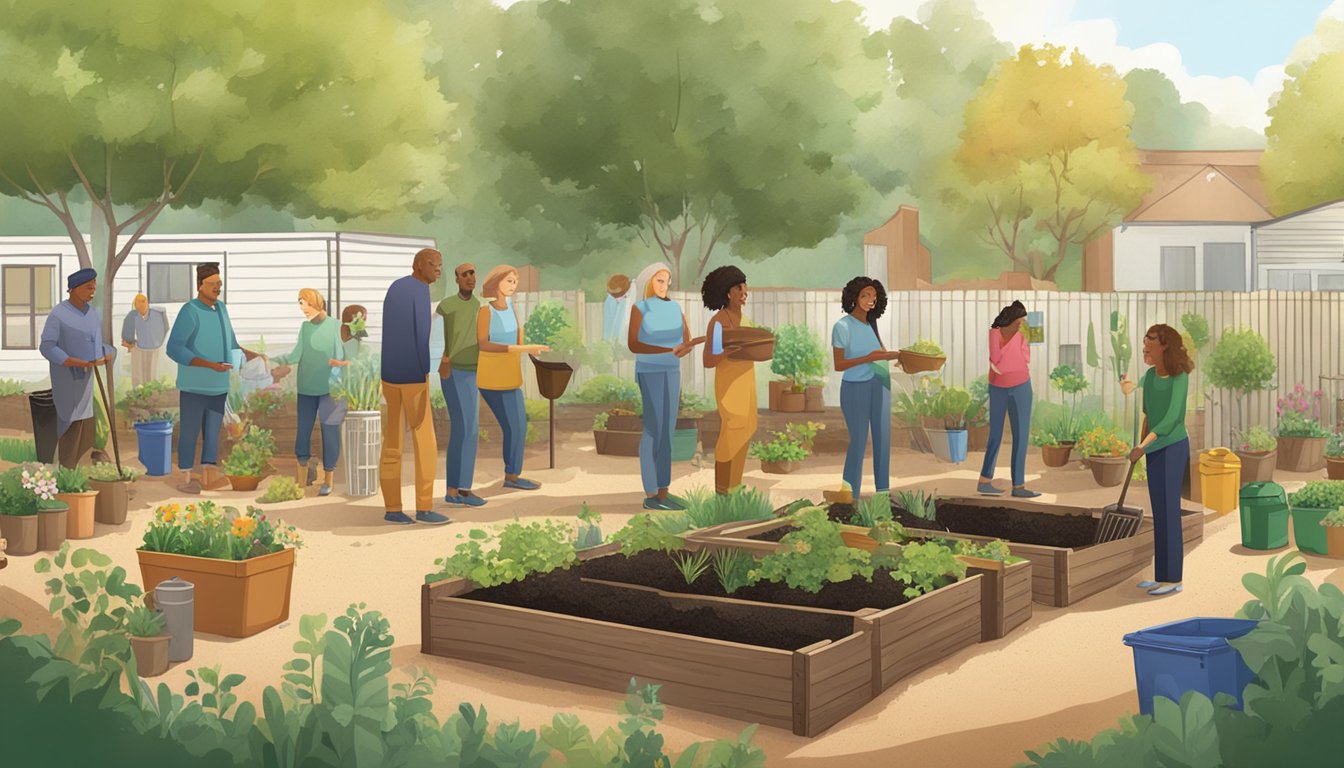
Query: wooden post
549 398 556 469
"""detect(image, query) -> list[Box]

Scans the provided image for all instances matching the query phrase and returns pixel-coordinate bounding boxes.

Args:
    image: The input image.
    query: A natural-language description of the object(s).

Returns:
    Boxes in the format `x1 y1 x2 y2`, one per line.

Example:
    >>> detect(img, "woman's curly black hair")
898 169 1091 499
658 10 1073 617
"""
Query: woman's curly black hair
701 265 747 311
991 300 1028 329
840 276 887 344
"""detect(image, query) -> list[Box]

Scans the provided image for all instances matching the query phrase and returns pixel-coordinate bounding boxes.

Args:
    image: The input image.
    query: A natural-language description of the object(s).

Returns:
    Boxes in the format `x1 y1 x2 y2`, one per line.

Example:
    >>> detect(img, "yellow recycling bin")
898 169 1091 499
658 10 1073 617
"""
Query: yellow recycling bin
1199 448 1241 515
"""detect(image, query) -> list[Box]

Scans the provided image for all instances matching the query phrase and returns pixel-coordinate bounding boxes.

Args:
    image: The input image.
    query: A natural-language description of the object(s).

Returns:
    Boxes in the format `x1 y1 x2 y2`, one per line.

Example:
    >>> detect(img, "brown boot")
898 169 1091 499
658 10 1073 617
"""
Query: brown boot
295 459 309 488
319 470 335 497
715 461 732 495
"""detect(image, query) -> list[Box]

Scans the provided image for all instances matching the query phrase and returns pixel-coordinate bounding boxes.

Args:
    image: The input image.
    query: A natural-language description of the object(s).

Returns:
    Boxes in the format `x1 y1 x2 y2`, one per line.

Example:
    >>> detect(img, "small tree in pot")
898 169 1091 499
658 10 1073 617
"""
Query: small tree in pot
769 324 826 412
1205 326 1276 441
1235 425 1278 485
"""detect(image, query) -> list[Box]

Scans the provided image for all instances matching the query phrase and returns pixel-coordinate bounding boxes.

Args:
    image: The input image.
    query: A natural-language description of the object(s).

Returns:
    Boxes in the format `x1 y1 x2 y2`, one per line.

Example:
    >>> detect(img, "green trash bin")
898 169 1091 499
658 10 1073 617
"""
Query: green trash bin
1239 482 1290 550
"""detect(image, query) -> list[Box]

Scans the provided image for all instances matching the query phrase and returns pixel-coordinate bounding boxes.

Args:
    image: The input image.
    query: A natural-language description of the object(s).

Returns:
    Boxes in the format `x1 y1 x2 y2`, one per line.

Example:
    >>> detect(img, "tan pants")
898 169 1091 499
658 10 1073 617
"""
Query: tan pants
379 380 437 513
130 346 160 388
58 417 95 469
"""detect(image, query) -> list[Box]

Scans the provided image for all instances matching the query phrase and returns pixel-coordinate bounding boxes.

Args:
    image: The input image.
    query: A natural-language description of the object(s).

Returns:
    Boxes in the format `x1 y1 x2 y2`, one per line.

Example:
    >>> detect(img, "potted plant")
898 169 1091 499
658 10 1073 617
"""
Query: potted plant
892 377 935 453
126 600 170 676
1287 480 1344 556
87 462 138 525
137 500 302 637
54 465 97 540
1077 427 1131 487
1275 384 1329 472
749 422 823 474
1205 326 1276 443
966 376 990 452
1234 425 1278 485
769 324 826 413
898 338 946 373
1049 364 1090 444
1322 507 1344 558
925 385 972 464
221 424 275 492
1328 431 1344 480
1031 428 1071 468
592 405 642 457
333 352 383 498
0 465 42 556
673 392 710 462
19 465 71 552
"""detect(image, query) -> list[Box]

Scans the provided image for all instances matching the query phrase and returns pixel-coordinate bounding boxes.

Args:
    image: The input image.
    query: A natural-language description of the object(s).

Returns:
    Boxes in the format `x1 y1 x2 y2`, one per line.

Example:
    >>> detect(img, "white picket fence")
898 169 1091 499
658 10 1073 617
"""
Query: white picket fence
512 289 1344 449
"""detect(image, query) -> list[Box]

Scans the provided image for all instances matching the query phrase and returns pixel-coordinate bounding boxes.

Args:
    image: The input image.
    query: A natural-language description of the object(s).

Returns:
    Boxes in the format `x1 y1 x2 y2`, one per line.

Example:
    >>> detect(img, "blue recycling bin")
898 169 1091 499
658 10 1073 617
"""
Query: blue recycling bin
135 420 174 477
1123 617 1258 716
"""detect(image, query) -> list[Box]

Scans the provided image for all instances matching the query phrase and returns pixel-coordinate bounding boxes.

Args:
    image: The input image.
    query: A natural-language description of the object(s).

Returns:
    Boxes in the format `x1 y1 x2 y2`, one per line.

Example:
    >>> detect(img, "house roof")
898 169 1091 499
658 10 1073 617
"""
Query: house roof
1125 149 1272 224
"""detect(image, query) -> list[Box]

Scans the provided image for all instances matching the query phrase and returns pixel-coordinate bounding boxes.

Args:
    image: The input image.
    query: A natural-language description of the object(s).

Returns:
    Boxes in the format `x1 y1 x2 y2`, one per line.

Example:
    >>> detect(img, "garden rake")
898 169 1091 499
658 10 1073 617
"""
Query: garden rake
1095 458 1144 544
93 362 125 477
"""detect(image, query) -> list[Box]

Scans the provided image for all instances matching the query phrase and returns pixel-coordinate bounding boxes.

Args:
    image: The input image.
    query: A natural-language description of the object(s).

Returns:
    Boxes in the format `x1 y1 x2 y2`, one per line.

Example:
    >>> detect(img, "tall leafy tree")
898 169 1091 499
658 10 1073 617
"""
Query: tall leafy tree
0 0 454 354
1261 51 1344 215
477 0 876 288
1124 68 1263 150
957 44 1151 282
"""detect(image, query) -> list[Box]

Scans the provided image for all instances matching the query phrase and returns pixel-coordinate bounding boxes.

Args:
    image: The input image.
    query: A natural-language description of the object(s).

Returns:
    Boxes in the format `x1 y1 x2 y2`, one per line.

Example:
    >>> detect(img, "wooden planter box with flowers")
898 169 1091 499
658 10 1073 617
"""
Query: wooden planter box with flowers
137 501 302 637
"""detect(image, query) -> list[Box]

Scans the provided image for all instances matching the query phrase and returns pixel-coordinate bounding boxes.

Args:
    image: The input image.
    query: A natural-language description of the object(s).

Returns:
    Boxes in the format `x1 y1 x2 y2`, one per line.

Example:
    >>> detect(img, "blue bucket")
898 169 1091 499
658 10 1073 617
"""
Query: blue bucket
134 420 174 477
1123 617 1258 715
948 429 968 464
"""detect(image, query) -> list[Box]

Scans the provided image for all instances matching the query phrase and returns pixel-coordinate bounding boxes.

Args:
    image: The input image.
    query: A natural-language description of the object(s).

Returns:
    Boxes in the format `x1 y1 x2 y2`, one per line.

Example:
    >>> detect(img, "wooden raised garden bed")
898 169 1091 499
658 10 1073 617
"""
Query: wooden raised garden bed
865 496 1205 608
422 544 878 736
688 519 1029 642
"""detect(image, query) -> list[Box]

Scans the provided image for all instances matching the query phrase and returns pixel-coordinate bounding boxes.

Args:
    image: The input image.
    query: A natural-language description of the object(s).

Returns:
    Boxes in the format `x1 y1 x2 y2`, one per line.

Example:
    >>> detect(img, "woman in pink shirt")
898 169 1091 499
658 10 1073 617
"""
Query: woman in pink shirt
978 301 1039 497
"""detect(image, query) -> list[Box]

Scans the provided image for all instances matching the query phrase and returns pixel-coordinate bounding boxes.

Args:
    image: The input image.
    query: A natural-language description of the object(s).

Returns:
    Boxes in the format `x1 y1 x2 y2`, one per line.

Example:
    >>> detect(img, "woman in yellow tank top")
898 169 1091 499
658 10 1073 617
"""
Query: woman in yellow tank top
476 265 549 491
701 266 758 494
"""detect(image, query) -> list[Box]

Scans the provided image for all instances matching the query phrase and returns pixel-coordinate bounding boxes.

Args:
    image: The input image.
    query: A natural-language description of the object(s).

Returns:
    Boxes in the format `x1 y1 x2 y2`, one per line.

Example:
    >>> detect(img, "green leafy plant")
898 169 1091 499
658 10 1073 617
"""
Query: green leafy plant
885 541 966 598
610 512 687 556
242 389 286 420
682 485 774 529
259 476 305 504
574 503 604 549
1076 426 1130 458
894 489 938 521
670 549 712 585
866 517 908 545
1288 480 1344 510
902 338 945 356
1049 364 1090 438
332 353 383 411
679 391 713 417
116 378 175 413
0 378 26 397
711 549 755 594
1206 326 1277 435
967 375 990 427
134 409 178 425
0 464 57 517
221 425 275 477
126 601 167 638
54 465 90 494
569 374 640 405
1321 508 1344 527
427 520 578 586
750 507 872 593
953 539 1022 563
1181 311 1211 409
1237 425 1278 454
851 491 893 527
592 411 610 430
770 324 827 389
930 384 974 429
0 438 37 464
87 462 138 482
749 421 824 464
1328 431 1344 459
523 301 574 347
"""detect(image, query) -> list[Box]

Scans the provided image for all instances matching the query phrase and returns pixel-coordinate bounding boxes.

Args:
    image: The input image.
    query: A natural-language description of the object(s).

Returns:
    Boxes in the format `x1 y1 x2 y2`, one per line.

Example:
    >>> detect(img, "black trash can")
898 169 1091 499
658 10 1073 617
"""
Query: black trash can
29 389 57 464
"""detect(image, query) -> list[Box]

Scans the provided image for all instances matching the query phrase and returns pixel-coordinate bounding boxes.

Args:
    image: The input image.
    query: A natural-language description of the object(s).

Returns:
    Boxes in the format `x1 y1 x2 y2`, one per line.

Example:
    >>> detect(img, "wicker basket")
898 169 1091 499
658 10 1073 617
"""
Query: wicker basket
898 350 946 373
723 327 775 362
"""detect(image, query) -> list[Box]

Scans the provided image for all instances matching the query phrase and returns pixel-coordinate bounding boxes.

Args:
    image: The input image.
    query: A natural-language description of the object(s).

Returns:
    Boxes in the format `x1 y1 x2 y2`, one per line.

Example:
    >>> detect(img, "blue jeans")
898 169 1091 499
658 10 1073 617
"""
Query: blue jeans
980 381 1032 487
481 388 526 476
442 369 480 489
637 369 680 494
840 378 891 498
178 392 226 470
296 394 341 471
1147 438 1190 583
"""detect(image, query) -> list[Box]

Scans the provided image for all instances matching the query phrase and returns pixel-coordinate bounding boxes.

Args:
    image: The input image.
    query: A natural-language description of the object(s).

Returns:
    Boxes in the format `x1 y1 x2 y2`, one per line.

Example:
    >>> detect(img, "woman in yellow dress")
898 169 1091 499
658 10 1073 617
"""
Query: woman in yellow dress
701 266 758 494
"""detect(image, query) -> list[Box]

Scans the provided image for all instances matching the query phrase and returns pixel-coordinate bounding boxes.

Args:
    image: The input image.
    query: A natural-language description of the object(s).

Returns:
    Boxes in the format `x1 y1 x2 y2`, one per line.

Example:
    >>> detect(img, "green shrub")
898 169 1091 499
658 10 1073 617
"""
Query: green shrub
748 421 824 464
1288 480 1344 509
523 301 573 347
1329 430 1344 459
427 520 577 586
750 507 872 593
0 438 38 464
770 324 826 388
221 425 275 477
0 379 26 397
86 463 138 482
610 512 687 556
54 465 90 494
569 374 640 405
1237 425 1277 453
259 476 305 504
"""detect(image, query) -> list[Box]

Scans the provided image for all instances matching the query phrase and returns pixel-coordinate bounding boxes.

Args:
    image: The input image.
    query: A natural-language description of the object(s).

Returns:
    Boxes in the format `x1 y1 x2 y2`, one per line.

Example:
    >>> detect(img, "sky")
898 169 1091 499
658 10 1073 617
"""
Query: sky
494 0 1342 133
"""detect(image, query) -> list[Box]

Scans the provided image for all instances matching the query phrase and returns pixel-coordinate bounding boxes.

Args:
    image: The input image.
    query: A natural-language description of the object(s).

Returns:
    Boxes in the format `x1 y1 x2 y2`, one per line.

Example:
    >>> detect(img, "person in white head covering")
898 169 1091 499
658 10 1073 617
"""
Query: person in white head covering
627 262 696 510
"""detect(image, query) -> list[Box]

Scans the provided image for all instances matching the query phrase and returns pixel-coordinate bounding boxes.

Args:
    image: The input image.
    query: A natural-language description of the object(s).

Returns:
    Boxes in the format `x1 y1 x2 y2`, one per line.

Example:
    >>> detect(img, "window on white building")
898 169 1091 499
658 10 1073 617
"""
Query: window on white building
2 265 55 350
1159 246 1196 290
1203 243 1247 291
1318 274 1344 291
146 263 199 305
1058 344 1082 373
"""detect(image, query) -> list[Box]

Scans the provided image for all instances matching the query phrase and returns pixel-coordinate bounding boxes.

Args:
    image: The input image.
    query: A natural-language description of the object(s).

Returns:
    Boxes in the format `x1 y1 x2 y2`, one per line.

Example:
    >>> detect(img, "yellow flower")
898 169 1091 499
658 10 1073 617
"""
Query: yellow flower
159 506 176 523
231 517 257 539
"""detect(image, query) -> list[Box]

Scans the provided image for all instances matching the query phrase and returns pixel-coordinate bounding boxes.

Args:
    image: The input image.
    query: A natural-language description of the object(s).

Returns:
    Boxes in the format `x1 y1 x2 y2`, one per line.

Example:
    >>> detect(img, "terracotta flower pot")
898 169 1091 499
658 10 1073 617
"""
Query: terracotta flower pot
1327 456 1344 480
593 430 641 457
1276 436 1326 472
777 392 805 413
760 459 801 474
57 491 98 539
228 475 262 492
137 547 296 638
130 634 171 677
0 515 38 556
1327 525 1344 559
1236 450 1277 485
1041 444 1073 468
37 503 69 552
89 478 132 525
1086 456 1130 487
803 386 825 413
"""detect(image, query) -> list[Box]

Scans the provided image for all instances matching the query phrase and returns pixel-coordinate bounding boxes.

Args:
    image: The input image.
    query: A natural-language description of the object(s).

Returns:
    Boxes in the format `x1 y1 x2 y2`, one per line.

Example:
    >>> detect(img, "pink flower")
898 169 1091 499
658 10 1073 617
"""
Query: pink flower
1314 390 1324 398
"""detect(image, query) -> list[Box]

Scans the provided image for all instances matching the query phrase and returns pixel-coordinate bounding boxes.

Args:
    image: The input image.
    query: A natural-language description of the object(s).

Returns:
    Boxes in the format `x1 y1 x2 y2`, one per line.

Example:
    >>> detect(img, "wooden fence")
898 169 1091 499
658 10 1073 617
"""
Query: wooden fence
510 289 1344 448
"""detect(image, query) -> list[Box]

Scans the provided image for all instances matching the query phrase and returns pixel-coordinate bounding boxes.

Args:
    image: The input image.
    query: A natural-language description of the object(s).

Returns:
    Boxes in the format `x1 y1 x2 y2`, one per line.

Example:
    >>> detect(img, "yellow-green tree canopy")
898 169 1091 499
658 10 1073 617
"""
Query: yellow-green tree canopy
956 44 1150 282
1262 51 1344 215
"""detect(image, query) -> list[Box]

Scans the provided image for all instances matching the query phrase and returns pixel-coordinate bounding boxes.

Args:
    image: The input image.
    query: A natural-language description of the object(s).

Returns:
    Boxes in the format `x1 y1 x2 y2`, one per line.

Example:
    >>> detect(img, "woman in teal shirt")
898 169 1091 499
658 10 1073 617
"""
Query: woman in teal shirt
271 288 349 496
832 276 901 498
1125 324 1193 597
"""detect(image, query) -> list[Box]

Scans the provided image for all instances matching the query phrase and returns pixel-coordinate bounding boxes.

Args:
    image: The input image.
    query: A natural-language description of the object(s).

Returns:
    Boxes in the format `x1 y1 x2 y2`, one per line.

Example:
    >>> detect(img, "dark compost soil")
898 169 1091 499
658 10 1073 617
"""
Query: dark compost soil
884 502 1098 549
462 566 854 650
573 551 917 613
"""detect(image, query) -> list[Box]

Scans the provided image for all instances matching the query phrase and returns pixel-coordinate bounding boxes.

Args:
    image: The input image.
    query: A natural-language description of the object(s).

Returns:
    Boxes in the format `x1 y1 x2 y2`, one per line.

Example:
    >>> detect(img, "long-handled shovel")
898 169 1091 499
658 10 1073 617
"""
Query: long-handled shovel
93 362 124 477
